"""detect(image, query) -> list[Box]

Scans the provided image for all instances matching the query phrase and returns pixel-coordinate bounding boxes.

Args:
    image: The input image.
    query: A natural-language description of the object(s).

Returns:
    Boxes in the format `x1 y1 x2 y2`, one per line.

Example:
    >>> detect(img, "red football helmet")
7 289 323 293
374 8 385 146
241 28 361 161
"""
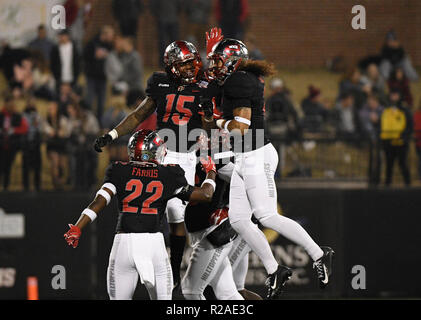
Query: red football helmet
207 38 249 84
163 40 203 84
128 130 167 164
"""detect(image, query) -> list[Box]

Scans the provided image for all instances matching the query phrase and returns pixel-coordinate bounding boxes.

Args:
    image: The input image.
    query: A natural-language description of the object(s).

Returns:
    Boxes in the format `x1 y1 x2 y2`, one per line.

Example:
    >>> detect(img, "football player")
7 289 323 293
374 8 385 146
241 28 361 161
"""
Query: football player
204 36 334 299
64 130 217 300
93 40 218 287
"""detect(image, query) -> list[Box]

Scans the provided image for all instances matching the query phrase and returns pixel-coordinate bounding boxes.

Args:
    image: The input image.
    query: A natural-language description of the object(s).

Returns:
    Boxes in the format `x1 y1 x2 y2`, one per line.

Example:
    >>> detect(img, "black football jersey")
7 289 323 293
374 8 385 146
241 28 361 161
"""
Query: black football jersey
221 70 270 152
103 161 192 233
146 72 219 153
184 163 229 233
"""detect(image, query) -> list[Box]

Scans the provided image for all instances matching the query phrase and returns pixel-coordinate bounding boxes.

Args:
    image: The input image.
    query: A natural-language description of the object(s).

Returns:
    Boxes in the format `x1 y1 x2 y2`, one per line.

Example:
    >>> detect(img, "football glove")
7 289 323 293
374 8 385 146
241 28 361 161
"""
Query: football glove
198 96 214 119
94 133 112 153
200 155 217 174
64 224 81 248
206 27 224 57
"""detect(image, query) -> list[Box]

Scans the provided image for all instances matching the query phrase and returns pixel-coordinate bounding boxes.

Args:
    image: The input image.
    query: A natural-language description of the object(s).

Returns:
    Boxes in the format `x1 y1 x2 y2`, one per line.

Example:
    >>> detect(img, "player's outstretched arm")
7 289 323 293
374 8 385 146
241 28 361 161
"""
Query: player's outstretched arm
175 156 217 203
216 107 251 136
94 97 156 152
64 186 115 248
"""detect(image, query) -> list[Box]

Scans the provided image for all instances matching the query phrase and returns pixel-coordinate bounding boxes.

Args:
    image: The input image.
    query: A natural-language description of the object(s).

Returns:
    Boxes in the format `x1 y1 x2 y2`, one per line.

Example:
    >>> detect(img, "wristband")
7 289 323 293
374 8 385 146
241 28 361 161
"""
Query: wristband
216 119 224 129
234 116 251 126
108 129 118 140
82 208 97 222
102 183 117 195
224 120 231 131
96 189 111 205
201 179 216 191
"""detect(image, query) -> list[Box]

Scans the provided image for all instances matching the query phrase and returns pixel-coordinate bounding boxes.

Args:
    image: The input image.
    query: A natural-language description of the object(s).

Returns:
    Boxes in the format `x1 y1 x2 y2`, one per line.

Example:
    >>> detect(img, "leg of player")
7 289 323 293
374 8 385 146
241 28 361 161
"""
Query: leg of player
150 234 173 300
107 234 139 300
246 143 334 288
209 257 244 300
169 221 187 287
229 166 292 299
229 234 263 300
182 239 236 300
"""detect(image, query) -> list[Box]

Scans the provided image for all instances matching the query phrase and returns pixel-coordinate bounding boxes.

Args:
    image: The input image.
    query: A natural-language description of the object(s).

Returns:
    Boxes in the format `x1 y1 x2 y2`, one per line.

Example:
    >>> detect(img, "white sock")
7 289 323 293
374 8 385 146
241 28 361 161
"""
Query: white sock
231 219 278 274
259 214 324 262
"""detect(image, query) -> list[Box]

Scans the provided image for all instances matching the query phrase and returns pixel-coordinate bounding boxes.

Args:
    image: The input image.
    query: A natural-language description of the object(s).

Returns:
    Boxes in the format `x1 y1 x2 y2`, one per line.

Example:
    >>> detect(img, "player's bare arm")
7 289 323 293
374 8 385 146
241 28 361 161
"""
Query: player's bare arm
64 187 114 248
93 97 156 152
189 170 217 202
216 107 251 135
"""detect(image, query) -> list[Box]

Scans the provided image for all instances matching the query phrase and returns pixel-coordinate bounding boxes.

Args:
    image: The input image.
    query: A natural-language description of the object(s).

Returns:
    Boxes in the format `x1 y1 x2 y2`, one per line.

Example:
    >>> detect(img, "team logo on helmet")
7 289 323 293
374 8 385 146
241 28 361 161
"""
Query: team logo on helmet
128 130 167 164
207 38 249 85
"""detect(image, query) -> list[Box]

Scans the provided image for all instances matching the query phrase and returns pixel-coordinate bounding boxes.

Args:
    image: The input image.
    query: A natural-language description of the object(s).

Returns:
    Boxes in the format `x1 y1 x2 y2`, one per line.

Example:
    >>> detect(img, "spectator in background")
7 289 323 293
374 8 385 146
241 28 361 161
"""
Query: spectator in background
215 0 249 40
359 94 384 142
50 30 81 91
360 63 387 106
388 67 413 108
184 0 212 53
22 98 44 191
67 101 99 190
359 94 384 186
266 78 298 141
380 89 413 186
105 36 144 92
0 44 31 86
112 0 143 38
64 0 94 53
244 33 264 61
84 25 115 121
150 0 181 67
413 100 421 180
44 100 71 190
379 30 418 82
58 82 81 116
334 92 359 140
28 24 54 65
301 85 329 132
30 51 56 100
101 86 130 162
0 94 29 190
339 67 369 110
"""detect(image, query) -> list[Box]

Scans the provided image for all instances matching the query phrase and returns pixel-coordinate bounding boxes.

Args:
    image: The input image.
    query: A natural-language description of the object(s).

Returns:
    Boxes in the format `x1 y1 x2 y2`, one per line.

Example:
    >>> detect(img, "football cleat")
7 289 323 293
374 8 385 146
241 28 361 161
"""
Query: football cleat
313 246 335 289
265 265 292 300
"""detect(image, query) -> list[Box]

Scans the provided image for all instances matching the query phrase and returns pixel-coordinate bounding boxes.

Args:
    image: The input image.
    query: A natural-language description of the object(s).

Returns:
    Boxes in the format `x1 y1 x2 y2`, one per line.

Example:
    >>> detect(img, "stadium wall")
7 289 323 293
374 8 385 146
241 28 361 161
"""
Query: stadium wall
1 188 421 299
85 0 421 68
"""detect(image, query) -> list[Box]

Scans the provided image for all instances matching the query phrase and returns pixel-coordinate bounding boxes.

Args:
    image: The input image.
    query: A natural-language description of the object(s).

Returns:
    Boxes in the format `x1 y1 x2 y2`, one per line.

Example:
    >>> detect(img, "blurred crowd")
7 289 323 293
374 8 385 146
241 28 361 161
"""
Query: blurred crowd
0 0 420 190
265 30 420 186
0 0 251 192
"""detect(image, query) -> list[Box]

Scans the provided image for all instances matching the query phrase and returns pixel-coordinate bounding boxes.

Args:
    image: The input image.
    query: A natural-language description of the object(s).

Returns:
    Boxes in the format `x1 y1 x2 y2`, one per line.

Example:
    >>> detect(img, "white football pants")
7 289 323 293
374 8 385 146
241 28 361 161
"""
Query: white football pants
107 233 172 300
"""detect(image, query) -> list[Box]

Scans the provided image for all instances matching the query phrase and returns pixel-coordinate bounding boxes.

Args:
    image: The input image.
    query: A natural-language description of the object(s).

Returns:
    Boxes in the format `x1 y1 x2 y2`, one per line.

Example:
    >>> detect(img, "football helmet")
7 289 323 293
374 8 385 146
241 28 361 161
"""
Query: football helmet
164 40 202 84
128 130 167 164
207 38 249 84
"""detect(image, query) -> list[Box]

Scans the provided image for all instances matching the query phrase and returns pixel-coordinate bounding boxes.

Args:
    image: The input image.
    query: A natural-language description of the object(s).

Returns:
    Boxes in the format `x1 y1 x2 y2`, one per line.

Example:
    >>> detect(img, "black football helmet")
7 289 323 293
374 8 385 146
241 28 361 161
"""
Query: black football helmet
163 40 202 84
128 130 167 164
207 38 249 84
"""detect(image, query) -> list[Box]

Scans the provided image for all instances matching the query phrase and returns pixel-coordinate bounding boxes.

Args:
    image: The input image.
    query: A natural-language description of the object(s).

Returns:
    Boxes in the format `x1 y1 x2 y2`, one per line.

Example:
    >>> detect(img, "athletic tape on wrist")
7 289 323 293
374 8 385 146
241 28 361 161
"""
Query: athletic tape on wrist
96 189 111 205
234 116 251 126
82 208 97 222
102 183 117 195
224 120 231 131
108 129 118 140
201 179 216 191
